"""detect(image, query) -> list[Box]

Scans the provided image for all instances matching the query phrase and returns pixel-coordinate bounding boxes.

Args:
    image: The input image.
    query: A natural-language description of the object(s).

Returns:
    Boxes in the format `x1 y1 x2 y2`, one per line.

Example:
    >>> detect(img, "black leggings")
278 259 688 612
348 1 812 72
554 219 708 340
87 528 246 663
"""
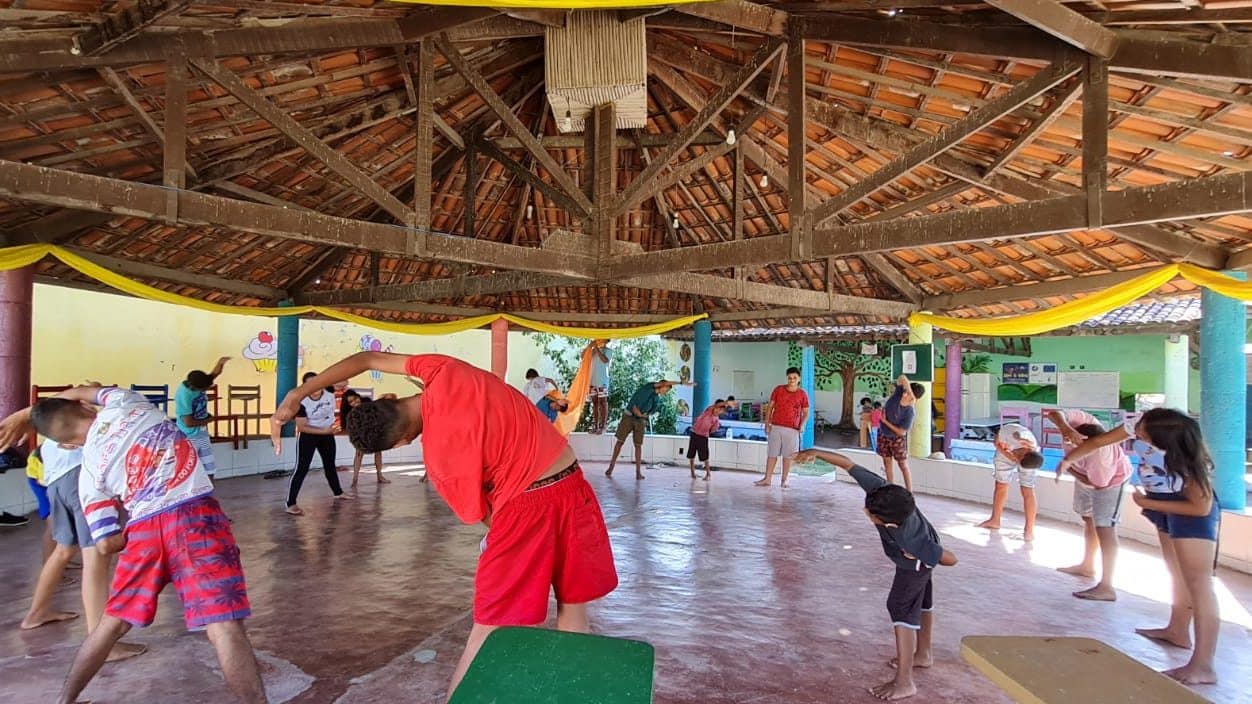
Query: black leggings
287 433 342 507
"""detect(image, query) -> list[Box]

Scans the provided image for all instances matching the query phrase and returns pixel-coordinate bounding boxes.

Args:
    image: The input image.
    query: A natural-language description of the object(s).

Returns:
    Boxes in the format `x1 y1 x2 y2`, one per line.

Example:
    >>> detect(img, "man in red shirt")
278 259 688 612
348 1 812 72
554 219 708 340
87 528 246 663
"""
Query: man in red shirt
755 366 810 488
271 353 618 699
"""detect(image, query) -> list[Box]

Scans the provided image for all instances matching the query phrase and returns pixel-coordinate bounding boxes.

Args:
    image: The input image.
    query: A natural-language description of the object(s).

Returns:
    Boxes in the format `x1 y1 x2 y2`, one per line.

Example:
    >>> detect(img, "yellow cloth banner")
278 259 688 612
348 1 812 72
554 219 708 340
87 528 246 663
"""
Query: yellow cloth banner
0 244 703 339
395 0 713 8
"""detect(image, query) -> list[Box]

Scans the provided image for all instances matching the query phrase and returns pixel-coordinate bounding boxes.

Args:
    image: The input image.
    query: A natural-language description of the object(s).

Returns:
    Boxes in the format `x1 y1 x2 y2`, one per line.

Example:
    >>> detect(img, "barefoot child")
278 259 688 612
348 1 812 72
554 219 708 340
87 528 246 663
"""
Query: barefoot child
175 356 230 478
977 422 1044 541
1045 410 1131 601
877 375 924 492
794 449 957 701
341 390 392 489
870 402 883 450
0 385 266 704
859 398 873 448
1061 409 1221 685
606 380 674 480
688 399 726 480
271 353 618 699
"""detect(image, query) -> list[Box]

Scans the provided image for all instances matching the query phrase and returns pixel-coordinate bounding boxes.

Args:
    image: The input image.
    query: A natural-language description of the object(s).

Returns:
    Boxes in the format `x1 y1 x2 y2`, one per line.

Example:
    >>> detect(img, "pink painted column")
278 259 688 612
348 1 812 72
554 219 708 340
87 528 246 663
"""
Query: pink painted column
0 267 34 417
490 318 508 381
943 339 962 456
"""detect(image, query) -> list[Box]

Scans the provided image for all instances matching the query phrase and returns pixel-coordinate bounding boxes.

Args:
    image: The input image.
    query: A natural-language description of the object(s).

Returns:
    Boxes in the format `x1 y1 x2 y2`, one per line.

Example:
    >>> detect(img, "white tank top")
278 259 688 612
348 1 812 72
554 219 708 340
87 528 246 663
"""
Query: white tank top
300 393 337 430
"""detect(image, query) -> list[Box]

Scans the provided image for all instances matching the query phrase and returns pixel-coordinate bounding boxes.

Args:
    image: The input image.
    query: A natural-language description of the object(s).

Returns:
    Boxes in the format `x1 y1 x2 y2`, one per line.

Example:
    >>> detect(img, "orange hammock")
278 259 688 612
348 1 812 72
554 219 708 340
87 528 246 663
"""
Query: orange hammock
552 346 593 437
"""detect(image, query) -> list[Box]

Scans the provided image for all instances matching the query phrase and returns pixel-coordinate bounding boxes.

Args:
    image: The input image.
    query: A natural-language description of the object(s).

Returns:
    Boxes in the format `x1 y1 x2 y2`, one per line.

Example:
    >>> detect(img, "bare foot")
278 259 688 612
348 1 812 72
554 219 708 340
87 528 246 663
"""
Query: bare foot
703 474 710 481
1073 585 1117 602
870 678 917 700
1164 663 1217 685
781 482 789 489
690 472 698 479
605 468 614 478
376 475 391 484
636 474 645 481
350 482 359 490
888 655 932 669
1136 627 1192 649
105 642 147 662
1057 565 1096 578
20 610 78 630
1022 531 1034 542
976 519 1000 530
753 479 771 487
334 493 354 501
285 505 304 516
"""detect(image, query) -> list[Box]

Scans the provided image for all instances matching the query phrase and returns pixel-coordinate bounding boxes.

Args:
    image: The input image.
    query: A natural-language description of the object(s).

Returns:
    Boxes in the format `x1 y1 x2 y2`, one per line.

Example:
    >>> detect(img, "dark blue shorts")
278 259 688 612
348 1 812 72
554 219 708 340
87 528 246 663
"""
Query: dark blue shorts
28 477 50 520
1142 491 1220 541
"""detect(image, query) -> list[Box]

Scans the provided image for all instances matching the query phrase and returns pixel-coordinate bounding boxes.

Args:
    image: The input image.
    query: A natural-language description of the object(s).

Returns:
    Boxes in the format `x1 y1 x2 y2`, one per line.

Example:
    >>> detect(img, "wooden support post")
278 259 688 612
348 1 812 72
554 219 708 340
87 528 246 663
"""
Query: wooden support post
733 140 745 279
591 103 617 262
787 27 808 261
1083 56 1109 229
163 54 187 222
412 41 434 255
463 142 476 238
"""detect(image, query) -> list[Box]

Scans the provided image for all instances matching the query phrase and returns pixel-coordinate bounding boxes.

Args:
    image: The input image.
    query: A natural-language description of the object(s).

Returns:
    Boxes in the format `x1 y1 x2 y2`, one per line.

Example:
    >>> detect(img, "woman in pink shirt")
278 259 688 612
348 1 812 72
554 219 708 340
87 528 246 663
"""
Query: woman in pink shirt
688 400 726 480
1047 409 1132 602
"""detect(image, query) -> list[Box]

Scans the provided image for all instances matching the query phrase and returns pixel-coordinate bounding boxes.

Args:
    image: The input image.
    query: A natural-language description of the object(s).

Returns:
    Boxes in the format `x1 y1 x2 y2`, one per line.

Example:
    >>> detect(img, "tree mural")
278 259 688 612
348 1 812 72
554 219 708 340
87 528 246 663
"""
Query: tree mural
788 342 893 429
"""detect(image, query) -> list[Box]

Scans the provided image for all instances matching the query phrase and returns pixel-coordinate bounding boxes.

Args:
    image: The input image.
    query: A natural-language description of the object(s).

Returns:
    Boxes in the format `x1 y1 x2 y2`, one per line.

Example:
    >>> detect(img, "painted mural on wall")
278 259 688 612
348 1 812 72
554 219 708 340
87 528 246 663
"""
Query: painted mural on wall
787 341 893 429
359 335 395 381
240 331 306 374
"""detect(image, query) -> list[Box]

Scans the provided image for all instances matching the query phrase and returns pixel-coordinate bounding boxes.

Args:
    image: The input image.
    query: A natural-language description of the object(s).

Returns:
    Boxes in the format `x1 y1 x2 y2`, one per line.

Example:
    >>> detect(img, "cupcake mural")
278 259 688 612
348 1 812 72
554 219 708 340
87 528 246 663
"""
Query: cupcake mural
360 334 394 381
243 331 279 373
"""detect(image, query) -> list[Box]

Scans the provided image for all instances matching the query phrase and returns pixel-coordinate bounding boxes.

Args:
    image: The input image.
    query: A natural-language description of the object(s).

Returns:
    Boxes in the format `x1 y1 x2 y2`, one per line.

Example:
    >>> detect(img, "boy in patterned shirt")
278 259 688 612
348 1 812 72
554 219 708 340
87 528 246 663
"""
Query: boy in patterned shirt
0 385 266 704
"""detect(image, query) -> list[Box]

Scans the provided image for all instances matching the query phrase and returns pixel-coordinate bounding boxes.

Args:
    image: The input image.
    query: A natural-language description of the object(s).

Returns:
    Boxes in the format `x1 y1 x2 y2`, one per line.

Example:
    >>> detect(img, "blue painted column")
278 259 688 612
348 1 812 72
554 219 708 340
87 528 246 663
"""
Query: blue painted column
1200 277 1246 511
693 319 712 417
276 301 300 438
801 343 816 448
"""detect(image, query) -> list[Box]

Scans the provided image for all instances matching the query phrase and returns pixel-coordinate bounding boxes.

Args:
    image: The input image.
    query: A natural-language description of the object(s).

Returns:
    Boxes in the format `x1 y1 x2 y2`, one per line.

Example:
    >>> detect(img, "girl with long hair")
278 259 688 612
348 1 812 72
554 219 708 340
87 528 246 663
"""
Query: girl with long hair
1061 408 1221 685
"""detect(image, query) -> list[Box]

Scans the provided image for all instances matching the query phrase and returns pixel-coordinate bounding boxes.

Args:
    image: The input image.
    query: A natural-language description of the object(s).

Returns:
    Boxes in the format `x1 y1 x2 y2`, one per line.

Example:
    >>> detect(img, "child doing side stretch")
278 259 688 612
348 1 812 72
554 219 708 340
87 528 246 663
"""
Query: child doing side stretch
271 353 617 700
688 399 726 480
1061 408 1221 685
341 390 391 488
0 386 265 704
794 449 957 701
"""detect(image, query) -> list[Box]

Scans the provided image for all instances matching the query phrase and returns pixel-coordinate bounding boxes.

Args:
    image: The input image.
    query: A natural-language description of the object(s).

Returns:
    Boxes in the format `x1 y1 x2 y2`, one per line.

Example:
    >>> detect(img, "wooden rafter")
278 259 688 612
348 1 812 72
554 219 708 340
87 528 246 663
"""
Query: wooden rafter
983 0 1118 58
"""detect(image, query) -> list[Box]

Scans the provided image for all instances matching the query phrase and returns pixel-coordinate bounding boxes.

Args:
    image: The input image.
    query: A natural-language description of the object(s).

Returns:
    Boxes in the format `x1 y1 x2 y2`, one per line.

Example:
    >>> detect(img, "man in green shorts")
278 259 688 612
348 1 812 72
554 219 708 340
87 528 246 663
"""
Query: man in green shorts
605 380 673 480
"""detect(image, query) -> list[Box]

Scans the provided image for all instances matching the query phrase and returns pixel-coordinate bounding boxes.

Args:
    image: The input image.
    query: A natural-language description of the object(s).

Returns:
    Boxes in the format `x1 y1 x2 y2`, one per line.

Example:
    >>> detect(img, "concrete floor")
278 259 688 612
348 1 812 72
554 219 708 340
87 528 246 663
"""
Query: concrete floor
1 463 1249 703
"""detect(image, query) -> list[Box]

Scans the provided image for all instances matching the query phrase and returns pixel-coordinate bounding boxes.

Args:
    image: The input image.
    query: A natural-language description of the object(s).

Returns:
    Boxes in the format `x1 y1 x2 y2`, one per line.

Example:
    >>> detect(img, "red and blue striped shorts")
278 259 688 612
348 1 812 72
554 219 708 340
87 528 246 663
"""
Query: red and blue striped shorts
106 495 250 630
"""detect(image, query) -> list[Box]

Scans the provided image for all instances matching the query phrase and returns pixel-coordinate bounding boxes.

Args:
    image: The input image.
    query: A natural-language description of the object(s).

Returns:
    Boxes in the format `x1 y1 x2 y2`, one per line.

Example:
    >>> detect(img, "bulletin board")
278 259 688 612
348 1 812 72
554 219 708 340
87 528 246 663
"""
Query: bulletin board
1057 371 1121 409
891 344 934 383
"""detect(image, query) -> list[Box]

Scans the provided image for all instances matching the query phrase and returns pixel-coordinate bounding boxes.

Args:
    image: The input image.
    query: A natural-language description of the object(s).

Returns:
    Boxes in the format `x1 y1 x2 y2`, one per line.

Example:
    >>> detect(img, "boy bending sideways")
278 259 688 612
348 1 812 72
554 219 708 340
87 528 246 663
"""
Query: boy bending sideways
271 353 618 699
0 385 265 704
794 449 958 701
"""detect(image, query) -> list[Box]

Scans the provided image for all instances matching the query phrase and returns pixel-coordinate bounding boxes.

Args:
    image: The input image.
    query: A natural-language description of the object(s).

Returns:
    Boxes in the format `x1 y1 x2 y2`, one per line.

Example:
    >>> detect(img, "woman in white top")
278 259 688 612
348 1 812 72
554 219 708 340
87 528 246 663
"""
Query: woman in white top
286 372 350 515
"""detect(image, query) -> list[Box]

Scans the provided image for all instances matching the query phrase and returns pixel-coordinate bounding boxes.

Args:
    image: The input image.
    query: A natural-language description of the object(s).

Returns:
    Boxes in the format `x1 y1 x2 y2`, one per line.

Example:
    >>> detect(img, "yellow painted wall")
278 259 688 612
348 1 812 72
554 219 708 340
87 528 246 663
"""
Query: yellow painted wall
32 284 550 411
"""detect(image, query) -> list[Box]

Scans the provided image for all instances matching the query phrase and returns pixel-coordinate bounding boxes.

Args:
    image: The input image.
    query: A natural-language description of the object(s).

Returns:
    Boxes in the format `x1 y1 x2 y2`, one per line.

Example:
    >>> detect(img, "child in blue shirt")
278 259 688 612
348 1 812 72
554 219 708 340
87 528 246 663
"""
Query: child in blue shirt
795 448 958 701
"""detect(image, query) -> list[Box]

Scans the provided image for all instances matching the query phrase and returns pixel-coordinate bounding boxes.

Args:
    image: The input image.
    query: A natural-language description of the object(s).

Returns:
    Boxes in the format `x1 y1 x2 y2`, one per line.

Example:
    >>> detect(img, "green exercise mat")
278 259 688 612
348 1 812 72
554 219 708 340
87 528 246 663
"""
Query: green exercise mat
449 627 655 704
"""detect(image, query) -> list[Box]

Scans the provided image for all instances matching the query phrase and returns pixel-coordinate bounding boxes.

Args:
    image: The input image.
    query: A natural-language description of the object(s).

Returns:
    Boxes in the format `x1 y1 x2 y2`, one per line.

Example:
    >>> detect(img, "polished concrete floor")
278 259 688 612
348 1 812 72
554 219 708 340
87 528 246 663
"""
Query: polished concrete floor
1 462 1249 703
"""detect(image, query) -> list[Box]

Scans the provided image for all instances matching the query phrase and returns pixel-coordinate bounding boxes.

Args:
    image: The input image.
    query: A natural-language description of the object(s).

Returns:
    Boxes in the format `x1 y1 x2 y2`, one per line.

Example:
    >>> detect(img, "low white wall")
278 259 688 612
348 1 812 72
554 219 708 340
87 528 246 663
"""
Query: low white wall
4 434 1248 575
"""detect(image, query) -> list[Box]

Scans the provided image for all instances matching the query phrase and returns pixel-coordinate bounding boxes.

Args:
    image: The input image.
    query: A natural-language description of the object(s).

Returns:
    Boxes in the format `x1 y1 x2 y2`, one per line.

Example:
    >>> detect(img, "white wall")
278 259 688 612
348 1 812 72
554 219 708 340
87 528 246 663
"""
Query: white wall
708 341 788 404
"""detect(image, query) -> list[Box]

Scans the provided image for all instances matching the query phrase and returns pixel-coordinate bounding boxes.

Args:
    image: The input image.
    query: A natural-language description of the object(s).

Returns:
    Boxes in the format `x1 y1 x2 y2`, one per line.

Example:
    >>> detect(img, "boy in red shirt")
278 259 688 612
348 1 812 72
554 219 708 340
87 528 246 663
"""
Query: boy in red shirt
271 353 618 698
755 367 809 488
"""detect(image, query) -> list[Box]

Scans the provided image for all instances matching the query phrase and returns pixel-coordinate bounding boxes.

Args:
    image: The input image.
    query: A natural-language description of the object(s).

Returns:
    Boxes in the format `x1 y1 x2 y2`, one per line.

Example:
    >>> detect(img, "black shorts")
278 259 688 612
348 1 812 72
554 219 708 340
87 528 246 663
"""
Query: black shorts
687 434 710 462
886 566 934 630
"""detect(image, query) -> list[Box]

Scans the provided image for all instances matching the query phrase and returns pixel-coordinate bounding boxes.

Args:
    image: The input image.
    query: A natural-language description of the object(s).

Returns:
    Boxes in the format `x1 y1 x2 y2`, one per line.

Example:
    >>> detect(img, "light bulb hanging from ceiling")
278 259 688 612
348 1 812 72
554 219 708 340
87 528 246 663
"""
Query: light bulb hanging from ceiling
526 204 534 220
561 108 573 132
671 215 680 229
759 174 769 188
726 129 737 146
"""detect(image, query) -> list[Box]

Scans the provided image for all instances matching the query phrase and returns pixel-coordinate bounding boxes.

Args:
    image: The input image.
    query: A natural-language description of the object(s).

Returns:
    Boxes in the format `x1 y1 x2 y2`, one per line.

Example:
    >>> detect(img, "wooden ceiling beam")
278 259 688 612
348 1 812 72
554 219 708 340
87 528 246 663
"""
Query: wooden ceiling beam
806 57 1082 226
490 133 724 150
860 252 923 305
296 271 573 307
922 268 1160 310
675 0 788 37
61 246 284 301
984 81 1080 177
619 272 916 318
435 34 593 218
73 0 186 57
621 37 784 212
983 0 1118 58
0 160 598 279
190 58 415 225
477 140 591 222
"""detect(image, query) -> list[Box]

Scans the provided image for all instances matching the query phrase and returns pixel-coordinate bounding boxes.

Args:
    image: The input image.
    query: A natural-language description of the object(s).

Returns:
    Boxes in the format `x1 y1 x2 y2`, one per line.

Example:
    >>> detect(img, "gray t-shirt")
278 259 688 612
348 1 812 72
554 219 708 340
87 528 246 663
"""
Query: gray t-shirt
849 465 943 571
878 386 915 440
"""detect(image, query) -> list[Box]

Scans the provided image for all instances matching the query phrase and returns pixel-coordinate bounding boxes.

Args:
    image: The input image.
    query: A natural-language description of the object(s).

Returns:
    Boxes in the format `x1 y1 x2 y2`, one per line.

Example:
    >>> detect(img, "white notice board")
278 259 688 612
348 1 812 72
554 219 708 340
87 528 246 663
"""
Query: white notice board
1057 372 1121 409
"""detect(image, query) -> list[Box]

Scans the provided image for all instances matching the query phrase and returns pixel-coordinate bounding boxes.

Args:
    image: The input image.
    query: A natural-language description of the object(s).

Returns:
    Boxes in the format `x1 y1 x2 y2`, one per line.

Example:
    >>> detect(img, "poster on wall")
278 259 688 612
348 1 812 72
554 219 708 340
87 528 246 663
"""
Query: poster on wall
1057 371 1121 409
1028 363 1058 385
1002 362 1029 385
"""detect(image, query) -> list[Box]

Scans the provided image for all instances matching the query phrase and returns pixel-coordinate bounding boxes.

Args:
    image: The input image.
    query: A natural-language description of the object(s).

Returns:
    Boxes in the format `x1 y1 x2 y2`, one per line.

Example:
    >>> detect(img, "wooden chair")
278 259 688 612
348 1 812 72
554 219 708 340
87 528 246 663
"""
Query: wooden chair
448 627 654 704
130 383 170 414
227 384 263 447
961 636 1208 704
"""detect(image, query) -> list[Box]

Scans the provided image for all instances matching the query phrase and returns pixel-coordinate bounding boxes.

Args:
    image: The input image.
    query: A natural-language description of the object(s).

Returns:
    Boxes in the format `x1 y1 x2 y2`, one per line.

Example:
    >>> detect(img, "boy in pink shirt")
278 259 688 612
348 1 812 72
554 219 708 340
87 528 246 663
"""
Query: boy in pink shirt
1046 409 1132 601
688 399 726 480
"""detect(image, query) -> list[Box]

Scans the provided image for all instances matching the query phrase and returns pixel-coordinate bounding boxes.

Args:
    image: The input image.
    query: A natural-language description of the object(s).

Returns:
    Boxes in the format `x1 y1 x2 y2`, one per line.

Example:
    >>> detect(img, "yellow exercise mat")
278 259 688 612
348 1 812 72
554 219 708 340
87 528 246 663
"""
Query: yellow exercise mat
960 635 1210 704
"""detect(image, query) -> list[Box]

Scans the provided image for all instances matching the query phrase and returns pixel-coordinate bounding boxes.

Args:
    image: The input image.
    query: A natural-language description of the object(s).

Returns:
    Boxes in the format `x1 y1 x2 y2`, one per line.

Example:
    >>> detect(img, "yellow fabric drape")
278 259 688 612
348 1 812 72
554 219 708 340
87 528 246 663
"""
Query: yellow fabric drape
553 346 593 436
0 244 704 338
395 0 713 8
911 263 1252 337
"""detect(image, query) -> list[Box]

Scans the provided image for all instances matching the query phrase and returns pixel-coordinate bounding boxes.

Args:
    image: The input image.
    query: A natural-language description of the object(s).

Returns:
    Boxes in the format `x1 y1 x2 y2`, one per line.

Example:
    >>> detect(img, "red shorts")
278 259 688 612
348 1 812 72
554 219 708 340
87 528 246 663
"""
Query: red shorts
474 466 617 626
106 495 251 630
